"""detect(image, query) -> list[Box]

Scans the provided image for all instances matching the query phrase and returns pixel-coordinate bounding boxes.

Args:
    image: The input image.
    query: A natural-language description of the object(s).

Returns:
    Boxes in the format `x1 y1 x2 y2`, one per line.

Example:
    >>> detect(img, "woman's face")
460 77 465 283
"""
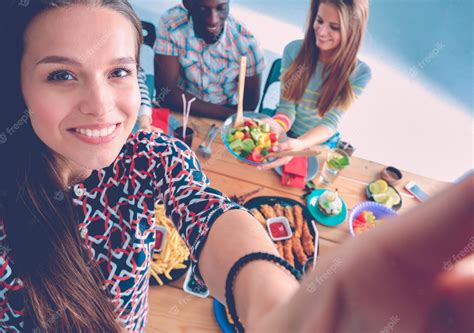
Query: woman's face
313 3 342 53
21 5 140 172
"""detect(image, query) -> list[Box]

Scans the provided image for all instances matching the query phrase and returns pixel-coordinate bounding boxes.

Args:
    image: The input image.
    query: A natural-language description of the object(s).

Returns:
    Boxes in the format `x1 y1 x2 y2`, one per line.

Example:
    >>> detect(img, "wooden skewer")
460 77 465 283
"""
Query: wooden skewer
266 149 322 159
234 56 247 128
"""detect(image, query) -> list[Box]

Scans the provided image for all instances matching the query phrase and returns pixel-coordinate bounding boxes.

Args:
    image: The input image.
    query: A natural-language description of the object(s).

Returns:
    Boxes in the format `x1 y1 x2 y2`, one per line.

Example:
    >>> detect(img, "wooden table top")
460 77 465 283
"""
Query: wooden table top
145 115 449 332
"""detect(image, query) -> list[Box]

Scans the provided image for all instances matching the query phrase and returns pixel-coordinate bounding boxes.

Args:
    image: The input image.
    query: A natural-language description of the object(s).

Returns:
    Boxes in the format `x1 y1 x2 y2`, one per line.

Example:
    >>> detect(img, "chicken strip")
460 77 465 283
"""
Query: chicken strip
273 203 285 217
293 205 304 237
284 206 295 229
282 239 294 266
260 204 276 219
250 208 267 229
302 220 315 257
291 233 308 265
275 241 284 258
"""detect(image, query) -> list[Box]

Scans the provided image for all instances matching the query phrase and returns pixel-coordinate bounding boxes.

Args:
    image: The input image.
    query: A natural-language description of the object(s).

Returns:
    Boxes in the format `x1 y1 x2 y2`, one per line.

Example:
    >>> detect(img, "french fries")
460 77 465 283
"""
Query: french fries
150 205 190 285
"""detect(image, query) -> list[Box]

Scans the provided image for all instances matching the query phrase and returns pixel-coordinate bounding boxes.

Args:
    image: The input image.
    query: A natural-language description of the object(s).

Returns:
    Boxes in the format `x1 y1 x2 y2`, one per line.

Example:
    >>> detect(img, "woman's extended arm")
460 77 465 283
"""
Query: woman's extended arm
200 173 474 332
199 209 299 327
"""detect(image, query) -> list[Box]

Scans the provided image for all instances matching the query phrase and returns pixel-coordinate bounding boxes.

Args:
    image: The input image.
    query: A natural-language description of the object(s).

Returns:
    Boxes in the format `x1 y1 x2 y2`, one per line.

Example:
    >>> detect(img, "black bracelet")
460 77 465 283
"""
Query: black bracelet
224 252 301 333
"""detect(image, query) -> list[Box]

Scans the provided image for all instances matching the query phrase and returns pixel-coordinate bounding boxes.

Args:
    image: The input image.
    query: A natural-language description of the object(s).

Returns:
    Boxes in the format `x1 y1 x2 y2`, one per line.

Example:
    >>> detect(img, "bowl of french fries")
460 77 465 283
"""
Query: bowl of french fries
150 205 190 286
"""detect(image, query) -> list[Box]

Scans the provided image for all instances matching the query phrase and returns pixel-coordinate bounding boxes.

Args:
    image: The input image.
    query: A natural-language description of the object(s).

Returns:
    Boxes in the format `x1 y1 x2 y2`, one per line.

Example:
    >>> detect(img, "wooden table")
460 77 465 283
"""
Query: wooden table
146 115 449 332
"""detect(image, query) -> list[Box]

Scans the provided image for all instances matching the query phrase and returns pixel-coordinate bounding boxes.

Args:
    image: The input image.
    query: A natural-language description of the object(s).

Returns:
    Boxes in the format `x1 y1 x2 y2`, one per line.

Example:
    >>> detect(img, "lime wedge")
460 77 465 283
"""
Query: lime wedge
372 192 390 204
386 187 401 206
369 180 389 194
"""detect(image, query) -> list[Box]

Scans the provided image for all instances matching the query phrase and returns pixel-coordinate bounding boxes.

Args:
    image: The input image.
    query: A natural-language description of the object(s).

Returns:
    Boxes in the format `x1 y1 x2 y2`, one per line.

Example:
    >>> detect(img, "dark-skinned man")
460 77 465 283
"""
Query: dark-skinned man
154 0 265 120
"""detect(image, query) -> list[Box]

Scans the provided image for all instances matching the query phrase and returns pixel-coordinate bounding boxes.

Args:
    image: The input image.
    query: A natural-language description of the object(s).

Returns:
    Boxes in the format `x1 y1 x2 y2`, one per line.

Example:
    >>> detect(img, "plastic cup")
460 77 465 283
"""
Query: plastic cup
173 126 194 148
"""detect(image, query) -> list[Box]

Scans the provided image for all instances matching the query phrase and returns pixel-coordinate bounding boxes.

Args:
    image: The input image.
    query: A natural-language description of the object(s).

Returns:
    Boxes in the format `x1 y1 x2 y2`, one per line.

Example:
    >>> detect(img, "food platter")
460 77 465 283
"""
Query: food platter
214 195 320 332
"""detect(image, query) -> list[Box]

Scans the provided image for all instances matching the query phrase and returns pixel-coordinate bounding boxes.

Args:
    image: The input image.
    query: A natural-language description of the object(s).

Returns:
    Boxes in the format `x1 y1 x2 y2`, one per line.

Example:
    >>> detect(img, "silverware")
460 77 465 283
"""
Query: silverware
197 124 219 158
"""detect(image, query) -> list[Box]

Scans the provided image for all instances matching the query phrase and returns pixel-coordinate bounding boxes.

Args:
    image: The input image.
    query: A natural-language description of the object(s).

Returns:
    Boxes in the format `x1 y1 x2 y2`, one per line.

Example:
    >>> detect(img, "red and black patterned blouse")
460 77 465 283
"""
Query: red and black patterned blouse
0 130 240 332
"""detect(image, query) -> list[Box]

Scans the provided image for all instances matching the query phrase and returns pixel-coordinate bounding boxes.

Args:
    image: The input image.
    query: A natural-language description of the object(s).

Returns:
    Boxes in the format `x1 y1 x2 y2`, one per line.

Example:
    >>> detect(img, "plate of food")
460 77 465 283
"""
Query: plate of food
222 112 286 165
306 189 348 227
214 195 319 332
349 201 397 237
366 179 402 211
149 205 190 286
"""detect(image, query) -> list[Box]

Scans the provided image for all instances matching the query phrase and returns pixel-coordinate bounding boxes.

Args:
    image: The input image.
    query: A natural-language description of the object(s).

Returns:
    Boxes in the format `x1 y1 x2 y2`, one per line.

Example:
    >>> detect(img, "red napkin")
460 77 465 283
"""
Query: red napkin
152 108 170 134
281 157 308 189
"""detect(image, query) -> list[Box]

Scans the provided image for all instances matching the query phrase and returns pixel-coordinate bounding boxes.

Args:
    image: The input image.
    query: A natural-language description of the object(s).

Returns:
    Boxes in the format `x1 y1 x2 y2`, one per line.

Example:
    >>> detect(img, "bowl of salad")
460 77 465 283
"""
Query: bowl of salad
222 112 286 165
348 201 397 237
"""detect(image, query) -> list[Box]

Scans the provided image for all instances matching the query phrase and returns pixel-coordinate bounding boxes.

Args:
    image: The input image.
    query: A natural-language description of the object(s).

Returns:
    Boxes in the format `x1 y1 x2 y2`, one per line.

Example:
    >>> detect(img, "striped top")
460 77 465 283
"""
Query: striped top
137 67 152 119
273 40 372 136
154 5 265 106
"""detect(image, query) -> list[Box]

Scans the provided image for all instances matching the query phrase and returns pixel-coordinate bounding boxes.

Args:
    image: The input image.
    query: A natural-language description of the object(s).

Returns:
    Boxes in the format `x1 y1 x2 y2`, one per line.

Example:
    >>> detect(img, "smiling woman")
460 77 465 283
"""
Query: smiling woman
1 1 144 331
21 5 141 174
0 1 286 332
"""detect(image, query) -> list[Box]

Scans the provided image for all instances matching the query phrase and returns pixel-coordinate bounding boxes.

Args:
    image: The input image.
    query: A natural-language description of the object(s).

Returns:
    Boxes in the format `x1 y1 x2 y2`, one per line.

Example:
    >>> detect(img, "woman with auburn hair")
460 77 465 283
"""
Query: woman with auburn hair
0 1 472 332
262 0 371 169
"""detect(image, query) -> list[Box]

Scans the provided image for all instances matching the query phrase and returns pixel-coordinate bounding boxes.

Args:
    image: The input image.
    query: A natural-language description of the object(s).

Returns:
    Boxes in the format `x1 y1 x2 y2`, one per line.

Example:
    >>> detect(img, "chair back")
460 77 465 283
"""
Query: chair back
259 58 282 114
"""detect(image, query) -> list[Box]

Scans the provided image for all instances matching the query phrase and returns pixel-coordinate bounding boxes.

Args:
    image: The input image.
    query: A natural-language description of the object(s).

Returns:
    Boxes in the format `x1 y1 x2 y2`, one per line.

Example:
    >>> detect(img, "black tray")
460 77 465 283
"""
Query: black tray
244 196 320 273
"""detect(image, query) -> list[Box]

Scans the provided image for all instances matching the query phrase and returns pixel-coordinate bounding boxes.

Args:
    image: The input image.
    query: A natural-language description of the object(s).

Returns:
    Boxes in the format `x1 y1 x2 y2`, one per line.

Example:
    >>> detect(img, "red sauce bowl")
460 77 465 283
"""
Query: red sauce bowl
266 217 293 241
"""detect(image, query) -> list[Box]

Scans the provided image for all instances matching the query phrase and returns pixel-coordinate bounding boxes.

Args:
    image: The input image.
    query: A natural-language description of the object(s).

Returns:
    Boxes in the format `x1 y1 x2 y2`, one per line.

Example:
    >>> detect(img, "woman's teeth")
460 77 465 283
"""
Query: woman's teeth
75 125 116 137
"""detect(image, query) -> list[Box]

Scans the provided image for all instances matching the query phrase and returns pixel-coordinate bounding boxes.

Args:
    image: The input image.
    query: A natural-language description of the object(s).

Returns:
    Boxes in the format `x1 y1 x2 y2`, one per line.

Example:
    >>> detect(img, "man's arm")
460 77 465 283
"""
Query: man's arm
242 74 261 111
154 54 235 120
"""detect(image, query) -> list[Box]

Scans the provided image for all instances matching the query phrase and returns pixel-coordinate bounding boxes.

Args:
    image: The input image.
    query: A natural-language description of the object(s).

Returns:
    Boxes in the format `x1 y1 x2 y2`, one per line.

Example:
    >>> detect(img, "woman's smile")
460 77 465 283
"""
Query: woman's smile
68 121 122 144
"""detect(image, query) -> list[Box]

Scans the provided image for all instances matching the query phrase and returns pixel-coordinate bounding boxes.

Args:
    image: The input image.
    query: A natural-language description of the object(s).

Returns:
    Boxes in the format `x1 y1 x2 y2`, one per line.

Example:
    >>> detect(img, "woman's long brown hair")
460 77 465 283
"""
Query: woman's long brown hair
0 0 142 331
281 0 369 116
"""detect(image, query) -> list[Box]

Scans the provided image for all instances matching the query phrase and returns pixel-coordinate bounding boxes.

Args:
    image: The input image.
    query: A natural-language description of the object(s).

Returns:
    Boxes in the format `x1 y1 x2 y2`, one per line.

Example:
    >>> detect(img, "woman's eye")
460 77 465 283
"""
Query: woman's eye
331 25 340 31
48 70 75 81
110 68 131 78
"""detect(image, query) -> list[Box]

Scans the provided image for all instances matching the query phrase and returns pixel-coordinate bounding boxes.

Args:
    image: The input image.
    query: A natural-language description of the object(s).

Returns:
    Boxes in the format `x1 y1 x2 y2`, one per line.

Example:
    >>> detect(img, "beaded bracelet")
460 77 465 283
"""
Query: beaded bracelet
224 252 301 332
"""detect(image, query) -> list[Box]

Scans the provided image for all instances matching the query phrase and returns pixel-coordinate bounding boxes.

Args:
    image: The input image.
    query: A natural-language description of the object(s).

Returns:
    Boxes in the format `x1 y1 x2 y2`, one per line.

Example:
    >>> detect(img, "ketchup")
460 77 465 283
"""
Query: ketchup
155 231 164 251
270 222 289 238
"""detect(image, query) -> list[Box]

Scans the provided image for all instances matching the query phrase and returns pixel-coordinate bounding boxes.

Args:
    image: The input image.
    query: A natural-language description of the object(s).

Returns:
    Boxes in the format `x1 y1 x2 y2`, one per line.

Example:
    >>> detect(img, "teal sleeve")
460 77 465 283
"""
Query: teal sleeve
351 61 372 97
318 107 343 133
319 61 372 132
274 40 302 128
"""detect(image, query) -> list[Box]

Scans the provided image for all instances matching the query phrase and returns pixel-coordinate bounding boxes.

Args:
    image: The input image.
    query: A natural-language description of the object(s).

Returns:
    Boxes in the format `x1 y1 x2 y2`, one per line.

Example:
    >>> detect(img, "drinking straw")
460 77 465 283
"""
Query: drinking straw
181 94 196 138
181 94 187 138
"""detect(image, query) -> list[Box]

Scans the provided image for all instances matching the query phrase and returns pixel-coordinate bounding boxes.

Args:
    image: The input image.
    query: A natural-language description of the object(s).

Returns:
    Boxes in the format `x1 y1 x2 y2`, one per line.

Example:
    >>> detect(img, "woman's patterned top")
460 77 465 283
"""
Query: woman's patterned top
0 130 240 332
